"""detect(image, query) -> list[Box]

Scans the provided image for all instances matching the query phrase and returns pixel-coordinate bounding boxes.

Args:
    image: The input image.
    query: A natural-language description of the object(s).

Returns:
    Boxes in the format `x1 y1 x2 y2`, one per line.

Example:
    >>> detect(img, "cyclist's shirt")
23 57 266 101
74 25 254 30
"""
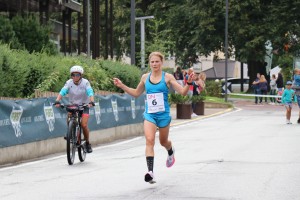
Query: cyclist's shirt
145 72 169 114
59 78 94 105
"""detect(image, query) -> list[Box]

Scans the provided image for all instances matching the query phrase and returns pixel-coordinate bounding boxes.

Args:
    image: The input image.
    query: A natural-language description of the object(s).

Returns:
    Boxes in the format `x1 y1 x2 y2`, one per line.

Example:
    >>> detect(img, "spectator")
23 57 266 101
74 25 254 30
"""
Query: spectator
276 72 284 92
182 70 187 83
269 74 277 105
173 66 184 87
185 67 194 97
259 75 268 104
292 68 300 123
198 72 206 93
281 81 295 124
191 72 206 117
292 68 300 89
252 73 261 104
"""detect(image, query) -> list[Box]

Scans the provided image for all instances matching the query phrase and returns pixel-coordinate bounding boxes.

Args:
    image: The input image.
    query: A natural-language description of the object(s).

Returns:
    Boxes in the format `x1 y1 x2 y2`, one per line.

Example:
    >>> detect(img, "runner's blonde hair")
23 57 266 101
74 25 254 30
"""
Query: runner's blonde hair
148 52 164 62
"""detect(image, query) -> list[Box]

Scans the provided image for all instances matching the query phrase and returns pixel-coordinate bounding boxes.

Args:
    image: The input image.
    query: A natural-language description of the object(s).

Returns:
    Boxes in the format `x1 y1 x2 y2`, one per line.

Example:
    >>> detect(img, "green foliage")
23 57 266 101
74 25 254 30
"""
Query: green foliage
0 46 29 97
111 0 300 84
1 38 216 100
2 1 300 97
99 60 142 92
0 44 143 98
165 0 225 64
275 54 293 82
0 16 16 43
168 93 191 105
145 19 175 58
83 62 112 91
0 16 22 49
35 71 60 93
191 93 206 103
205 80 222 98
0 15 58 55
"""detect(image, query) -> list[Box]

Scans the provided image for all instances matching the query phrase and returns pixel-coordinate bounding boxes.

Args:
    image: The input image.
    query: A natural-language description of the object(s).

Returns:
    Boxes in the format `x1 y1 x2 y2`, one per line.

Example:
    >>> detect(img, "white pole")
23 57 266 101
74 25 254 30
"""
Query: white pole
135 16 154 69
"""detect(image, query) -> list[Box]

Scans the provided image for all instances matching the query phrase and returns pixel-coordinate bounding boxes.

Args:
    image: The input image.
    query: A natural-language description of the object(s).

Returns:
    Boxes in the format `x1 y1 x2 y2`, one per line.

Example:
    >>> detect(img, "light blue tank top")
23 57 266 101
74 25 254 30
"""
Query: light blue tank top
145 72 170 113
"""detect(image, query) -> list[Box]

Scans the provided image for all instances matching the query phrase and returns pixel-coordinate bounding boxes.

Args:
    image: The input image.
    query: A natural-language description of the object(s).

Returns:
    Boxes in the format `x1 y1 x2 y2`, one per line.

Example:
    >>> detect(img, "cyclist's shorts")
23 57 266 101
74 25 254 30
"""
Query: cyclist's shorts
82 107 90 117
144 112 171 128
68 107 89 117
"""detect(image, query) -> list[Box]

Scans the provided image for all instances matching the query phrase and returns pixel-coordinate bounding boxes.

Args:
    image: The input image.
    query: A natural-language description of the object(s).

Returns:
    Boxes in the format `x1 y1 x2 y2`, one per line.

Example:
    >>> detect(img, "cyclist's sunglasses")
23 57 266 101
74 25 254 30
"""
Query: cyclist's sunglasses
71 73 81 77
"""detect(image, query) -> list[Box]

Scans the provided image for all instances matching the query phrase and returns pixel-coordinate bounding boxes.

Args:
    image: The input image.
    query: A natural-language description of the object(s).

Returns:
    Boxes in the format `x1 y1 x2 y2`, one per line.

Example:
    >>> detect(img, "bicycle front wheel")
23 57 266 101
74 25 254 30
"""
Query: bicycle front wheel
78 128 86 162
66 120 76 165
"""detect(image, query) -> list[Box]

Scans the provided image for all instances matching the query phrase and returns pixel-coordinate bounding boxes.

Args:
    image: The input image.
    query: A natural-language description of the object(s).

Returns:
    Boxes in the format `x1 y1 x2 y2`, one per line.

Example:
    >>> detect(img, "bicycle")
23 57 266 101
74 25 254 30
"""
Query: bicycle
55 103 88 165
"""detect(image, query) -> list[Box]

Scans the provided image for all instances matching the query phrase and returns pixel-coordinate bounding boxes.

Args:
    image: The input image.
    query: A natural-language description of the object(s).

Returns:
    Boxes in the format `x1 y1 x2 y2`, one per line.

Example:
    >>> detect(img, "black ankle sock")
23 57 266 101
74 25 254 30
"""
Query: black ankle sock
146 156 154 172
167 147 173 156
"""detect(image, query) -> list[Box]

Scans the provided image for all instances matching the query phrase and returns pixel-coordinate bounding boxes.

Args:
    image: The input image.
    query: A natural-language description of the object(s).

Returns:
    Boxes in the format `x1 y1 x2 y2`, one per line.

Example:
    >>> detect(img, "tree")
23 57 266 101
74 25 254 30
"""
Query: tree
0 16 15 43
229 1 271 84
229 1 300 85
156 1 300 88
165 0 226 65
0 15 22 49
11 15 57 55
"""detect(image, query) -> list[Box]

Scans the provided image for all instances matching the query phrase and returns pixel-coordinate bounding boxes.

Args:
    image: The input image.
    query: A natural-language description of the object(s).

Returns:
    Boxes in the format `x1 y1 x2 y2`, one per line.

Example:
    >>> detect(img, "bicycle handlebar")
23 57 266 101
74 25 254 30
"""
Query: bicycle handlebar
53 103 90 111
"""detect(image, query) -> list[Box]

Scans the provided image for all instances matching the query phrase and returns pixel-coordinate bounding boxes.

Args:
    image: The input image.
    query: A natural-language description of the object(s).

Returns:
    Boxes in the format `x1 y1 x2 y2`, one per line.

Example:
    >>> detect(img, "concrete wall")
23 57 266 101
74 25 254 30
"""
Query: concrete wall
0 123 144 166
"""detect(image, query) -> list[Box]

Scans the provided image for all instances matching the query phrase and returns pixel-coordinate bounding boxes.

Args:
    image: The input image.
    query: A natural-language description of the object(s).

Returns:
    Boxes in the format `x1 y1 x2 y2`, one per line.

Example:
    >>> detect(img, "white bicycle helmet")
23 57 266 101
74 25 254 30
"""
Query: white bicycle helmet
70 65 84 75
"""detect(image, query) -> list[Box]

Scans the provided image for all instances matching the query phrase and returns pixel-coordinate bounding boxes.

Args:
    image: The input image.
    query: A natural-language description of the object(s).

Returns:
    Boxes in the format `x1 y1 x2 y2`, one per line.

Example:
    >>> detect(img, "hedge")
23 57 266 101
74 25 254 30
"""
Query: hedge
0 44 141 98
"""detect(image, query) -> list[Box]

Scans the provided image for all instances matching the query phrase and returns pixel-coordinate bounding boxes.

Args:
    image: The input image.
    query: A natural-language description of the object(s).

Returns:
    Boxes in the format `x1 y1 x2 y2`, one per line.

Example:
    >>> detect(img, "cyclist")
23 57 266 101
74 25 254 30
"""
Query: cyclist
55 65 95 153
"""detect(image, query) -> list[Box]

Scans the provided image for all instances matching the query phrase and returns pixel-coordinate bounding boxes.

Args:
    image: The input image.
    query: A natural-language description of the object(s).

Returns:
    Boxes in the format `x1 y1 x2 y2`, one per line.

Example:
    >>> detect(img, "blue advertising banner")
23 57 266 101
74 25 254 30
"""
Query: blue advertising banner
0 94 145 148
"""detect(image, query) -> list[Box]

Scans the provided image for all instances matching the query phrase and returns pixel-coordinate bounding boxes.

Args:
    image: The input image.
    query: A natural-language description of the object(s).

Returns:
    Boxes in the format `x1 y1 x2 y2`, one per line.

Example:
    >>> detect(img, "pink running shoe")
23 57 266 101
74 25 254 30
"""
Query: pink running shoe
166 148 175 168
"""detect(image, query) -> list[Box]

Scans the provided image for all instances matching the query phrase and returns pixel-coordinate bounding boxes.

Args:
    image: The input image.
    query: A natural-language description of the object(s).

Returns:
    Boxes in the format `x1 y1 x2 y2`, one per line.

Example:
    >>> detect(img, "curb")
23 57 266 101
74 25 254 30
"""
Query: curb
171 107 234 126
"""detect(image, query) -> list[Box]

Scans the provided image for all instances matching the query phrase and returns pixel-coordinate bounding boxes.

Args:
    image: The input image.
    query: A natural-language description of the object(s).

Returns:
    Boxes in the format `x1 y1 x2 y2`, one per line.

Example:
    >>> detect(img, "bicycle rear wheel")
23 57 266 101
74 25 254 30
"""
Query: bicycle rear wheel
67 120 76 165
78 128 86 162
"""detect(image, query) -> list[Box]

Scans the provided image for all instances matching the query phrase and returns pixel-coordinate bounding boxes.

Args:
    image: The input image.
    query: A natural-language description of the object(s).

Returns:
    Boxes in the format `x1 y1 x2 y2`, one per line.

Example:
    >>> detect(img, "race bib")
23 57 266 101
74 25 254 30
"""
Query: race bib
146 93 165 113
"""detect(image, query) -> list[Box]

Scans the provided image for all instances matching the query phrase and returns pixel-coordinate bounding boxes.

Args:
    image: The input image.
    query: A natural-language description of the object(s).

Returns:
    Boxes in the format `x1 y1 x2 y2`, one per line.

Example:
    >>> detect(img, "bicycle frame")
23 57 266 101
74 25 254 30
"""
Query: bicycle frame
59 104 88 165
67 107 82 144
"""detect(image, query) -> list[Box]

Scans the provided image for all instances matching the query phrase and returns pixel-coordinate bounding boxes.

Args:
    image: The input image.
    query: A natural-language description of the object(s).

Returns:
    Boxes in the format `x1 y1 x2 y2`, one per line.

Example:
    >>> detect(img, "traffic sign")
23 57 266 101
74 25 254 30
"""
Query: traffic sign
222 82 232 93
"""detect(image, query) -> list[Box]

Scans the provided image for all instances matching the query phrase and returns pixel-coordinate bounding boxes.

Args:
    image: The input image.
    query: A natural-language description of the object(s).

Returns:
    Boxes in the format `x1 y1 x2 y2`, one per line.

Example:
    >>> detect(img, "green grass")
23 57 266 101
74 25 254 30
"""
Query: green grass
227 93 255 99
205 96 234 107
205 96 226 103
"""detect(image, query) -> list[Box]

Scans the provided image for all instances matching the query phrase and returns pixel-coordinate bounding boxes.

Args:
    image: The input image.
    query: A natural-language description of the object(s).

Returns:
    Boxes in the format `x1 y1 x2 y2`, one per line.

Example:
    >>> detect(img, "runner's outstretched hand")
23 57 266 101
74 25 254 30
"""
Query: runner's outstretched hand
113 78 123 88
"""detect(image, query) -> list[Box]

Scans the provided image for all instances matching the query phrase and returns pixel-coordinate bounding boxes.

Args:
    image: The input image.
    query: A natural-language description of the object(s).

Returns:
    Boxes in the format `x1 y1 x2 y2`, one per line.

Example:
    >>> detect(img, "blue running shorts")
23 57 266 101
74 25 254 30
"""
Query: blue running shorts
144 112 171 128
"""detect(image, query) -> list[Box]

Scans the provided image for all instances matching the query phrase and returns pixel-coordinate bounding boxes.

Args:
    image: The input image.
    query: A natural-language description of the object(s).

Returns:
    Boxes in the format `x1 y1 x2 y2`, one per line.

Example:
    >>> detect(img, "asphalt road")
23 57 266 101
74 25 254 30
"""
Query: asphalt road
1 101 300 200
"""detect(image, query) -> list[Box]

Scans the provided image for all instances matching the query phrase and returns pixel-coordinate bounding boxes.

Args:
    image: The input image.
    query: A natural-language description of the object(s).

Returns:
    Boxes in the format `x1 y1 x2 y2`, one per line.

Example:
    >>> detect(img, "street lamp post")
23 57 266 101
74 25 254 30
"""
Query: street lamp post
136 16 154 69
87 0 90 58
130 0 135 65
224 0 229 102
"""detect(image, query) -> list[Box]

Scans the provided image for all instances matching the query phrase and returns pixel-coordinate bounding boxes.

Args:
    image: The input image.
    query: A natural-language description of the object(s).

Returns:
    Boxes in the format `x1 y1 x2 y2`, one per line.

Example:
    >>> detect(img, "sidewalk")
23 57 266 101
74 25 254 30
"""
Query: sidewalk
170 105 233 126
